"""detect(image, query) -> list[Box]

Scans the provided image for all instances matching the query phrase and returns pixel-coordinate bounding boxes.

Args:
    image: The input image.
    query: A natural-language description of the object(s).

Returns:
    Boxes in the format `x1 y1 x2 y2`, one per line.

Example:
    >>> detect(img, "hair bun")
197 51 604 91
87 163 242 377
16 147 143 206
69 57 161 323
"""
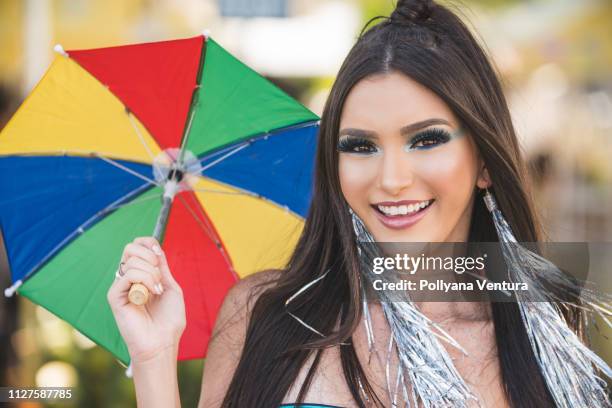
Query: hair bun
390 0 434 24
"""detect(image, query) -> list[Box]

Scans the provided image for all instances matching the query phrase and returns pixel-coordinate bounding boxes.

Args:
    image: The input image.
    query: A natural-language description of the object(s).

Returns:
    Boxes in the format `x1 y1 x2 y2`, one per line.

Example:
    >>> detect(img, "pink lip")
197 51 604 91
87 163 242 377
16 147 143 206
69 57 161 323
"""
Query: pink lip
372 200 434 230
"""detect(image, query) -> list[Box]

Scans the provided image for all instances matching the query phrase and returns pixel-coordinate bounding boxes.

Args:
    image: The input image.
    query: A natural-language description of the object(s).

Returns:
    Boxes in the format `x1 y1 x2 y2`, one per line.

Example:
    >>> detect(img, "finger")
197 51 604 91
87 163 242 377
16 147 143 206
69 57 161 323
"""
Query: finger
124 257 162 283
132 237 170 281
131 237 179 291
150 245 181 291
121 242 158 267
107 268 161 307
133 236 160 250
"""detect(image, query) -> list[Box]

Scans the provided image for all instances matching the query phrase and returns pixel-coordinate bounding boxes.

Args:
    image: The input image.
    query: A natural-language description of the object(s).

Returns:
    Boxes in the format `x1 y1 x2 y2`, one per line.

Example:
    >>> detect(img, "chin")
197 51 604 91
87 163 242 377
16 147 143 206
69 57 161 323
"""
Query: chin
372 228 426 243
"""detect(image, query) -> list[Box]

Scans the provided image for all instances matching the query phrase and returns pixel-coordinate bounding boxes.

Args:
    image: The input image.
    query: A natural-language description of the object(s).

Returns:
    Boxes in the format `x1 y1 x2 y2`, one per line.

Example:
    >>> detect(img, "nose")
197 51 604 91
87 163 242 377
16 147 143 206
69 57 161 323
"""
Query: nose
377 149 414 195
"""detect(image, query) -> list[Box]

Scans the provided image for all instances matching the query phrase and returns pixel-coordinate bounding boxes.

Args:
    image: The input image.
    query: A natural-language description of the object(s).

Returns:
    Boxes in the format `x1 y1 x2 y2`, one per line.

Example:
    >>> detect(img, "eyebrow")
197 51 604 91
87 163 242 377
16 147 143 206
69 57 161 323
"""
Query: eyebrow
339 118 452 139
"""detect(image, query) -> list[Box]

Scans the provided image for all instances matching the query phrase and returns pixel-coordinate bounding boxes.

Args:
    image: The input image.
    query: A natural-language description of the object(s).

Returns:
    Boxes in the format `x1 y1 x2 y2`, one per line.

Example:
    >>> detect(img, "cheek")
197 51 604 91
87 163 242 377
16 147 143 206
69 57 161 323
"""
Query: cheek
420 141 478 207
339 157 378 205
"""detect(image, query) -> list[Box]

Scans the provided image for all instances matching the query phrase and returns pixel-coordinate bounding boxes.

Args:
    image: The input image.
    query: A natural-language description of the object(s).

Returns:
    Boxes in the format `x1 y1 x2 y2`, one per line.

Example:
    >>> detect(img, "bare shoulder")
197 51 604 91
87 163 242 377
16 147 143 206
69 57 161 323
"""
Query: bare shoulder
228 269 282 307
215 269 282 333
222 269 281 321
198 269 282 408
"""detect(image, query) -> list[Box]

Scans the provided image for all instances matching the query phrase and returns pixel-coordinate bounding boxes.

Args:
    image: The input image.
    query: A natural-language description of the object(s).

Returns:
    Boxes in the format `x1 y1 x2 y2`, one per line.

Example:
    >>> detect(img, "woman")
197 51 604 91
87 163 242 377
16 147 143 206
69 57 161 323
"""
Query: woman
107 0 610 407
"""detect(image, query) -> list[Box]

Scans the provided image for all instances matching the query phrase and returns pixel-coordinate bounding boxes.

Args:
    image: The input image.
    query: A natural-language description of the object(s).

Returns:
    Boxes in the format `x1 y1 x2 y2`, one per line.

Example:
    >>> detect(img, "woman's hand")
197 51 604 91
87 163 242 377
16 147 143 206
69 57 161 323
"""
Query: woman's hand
107 237 186 363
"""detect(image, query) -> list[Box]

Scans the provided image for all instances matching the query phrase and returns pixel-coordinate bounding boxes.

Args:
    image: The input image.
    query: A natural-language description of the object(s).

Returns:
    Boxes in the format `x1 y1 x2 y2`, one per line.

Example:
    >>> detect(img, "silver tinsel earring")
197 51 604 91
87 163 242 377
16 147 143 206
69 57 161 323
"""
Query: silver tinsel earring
482 187 612 407
349 207 479 408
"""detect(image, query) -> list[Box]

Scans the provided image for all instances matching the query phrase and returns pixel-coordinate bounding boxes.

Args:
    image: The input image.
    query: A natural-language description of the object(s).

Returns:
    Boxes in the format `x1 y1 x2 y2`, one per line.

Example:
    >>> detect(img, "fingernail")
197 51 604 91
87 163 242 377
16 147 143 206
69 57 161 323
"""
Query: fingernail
157 283 164 294
152 245 162 256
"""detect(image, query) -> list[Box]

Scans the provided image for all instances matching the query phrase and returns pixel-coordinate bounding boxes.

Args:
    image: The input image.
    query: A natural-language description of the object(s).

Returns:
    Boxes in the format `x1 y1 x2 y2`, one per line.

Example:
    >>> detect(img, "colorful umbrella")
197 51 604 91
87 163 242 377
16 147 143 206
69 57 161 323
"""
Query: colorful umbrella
0 34 319 364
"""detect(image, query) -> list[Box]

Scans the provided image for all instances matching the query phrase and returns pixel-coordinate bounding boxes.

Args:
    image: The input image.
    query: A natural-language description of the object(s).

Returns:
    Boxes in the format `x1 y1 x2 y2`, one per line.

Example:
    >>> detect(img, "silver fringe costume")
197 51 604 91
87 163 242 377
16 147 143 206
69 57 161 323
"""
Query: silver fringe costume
285 189 612 407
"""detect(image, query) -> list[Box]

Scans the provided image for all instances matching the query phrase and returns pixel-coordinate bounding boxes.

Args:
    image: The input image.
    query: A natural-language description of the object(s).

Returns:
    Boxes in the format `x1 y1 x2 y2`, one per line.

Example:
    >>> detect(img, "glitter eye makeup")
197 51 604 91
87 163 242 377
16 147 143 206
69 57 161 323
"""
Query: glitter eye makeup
337 127 462 155
405 127 454 151
337 136 379 154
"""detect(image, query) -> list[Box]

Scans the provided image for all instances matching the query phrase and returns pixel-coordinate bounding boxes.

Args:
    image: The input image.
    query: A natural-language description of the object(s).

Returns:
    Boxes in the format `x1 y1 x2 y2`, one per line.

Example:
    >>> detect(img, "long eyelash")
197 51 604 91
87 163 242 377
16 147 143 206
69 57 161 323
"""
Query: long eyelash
337 137 377 154
409 128 451 149
337 128 452 154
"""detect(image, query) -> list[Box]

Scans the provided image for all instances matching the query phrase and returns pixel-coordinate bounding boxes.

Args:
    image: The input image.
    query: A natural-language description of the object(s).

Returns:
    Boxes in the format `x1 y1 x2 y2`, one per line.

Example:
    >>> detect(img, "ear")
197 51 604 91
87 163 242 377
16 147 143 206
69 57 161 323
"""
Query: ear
476 159 492 189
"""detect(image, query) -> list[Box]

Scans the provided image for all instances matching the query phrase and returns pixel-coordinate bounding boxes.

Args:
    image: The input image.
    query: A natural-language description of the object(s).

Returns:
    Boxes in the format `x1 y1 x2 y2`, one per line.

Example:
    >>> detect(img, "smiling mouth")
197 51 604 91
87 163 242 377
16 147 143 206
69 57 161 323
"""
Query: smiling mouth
372 199 435 217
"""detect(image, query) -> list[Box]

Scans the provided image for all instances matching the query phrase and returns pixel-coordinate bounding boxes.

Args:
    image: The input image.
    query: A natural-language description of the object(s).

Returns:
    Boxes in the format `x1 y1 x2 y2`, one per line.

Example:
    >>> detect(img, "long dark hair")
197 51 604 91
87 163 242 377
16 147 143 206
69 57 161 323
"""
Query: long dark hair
221 1 581 406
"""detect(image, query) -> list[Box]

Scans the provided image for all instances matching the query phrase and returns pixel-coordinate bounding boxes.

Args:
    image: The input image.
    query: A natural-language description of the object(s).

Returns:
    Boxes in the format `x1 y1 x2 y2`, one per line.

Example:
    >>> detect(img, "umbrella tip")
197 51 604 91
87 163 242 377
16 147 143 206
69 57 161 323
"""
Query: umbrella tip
125 363 133 378
4 280 22 297
53 44 68 57
202 29 211 40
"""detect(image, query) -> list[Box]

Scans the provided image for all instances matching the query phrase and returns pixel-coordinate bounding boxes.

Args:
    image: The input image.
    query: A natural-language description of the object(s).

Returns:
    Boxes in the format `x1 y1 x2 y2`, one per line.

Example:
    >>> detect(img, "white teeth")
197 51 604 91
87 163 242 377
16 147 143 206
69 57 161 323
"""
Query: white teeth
377 200 431 216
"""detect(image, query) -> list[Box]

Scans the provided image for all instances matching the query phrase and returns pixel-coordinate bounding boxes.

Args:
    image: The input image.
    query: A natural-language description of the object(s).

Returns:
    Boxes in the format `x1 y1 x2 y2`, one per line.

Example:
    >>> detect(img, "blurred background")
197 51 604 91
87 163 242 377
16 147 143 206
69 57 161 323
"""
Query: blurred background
0 0 611 406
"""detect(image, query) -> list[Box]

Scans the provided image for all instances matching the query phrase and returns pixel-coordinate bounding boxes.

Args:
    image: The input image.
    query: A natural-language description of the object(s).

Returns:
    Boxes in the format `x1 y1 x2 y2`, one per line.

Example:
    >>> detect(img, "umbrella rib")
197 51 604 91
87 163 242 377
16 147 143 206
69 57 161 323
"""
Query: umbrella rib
200 142 250 172
197 119 320 169
175 194 220 246
93 153 160 186
1 150 147 158
126 111 157 162
101 191 163 214
177 109 196 166
176 194 239 279
191 187 257 197
196 141 251 166
195 176 303 220
6 182 156 291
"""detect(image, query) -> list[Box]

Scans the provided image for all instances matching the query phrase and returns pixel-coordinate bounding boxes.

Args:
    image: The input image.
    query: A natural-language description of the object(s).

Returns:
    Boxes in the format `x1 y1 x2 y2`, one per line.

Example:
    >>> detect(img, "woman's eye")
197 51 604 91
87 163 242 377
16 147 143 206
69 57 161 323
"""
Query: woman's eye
408 128 452 150
337 137 378 154
413 138 438 148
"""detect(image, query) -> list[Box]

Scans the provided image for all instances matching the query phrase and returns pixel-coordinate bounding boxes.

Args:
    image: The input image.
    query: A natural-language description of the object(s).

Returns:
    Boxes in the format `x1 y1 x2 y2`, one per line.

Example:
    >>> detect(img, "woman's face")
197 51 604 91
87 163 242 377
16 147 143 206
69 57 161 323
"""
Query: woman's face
338 71 490 243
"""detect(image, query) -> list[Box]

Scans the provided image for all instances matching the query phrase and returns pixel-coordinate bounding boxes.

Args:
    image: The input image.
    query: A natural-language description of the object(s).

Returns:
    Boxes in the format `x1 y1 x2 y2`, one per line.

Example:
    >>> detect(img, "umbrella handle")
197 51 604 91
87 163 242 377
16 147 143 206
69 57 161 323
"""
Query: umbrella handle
127 181 176 305
128 283 150 306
